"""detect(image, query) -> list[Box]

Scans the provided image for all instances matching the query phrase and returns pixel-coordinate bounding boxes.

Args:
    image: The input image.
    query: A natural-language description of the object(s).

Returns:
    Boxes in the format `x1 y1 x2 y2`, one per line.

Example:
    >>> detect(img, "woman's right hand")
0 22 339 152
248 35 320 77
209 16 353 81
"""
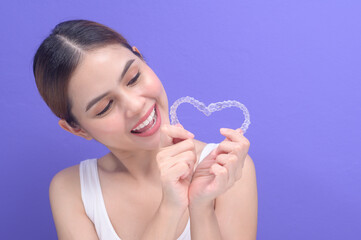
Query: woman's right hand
156 123 197 211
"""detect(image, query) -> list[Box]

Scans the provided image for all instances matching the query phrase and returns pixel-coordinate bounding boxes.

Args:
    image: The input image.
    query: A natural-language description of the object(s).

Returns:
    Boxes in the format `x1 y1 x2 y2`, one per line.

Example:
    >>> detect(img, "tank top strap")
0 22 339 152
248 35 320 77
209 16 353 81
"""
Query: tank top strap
199 143 220 163
79 159 121 240
79 159 99 221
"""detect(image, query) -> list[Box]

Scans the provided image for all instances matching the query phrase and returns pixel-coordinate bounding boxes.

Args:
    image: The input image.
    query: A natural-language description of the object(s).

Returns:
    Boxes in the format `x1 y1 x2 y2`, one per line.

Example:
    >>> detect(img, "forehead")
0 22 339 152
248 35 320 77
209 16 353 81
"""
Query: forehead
75 44 133 78
67 44 135 109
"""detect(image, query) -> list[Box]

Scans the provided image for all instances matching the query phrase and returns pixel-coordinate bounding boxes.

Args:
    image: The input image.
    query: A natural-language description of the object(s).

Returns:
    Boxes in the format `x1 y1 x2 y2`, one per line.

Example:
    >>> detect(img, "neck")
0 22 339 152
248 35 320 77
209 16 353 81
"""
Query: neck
105 147 161 184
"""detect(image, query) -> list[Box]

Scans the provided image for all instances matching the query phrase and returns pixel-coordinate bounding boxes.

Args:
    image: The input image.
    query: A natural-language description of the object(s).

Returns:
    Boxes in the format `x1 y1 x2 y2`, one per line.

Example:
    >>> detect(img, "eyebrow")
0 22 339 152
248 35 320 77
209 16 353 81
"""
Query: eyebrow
85 59 135 112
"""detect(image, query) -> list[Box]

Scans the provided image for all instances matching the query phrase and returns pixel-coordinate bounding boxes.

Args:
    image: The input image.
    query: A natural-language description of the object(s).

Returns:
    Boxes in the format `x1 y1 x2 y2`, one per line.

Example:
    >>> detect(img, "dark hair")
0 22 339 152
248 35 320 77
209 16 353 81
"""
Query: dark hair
33 19 144 127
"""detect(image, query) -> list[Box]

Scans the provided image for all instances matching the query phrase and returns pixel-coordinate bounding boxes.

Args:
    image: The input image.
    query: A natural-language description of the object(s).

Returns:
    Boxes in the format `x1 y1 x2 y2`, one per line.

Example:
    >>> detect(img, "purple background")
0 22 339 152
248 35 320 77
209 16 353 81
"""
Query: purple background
1 0 360 239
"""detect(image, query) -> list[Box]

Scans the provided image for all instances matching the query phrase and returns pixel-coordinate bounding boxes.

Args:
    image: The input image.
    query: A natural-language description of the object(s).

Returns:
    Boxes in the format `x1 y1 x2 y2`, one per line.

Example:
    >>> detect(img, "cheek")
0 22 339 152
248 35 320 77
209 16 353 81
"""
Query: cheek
145 79 163 95
142 70 163 92
86 116 125 138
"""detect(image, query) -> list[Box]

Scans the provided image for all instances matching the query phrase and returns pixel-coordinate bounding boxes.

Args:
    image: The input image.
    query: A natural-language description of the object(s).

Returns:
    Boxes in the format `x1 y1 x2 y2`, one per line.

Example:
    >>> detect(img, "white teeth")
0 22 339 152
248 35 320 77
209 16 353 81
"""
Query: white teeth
132 108 156 131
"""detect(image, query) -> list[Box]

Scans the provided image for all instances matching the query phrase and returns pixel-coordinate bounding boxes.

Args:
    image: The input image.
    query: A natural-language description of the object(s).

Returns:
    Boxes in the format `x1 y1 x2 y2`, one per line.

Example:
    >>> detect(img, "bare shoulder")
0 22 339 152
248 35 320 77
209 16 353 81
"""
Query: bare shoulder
49 164 84 224
215 154 258 239
49 164 99 239
49 164 81 202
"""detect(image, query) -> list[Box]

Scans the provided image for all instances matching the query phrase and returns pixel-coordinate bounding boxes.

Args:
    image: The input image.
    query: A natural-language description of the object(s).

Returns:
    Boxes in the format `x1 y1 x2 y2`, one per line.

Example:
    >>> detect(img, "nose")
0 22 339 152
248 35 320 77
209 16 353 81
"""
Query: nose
122 93 145 119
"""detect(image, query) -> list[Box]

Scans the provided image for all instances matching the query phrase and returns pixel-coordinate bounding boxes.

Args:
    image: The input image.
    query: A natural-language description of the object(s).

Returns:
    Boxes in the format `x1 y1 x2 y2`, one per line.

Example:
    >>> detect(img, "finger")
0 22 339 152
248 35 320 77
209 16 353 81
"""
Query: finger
220 128 244 142
210 164 229 192
216 139 250 159
160 124 194 148
163 138 196 158
160 124 172 148
180 165 193 180
169 150 196 172
214 153 228 166
173 123 186 144
236 128 243 134
167 124 194 139
223 154 237 187
165 161 190 182
219 128 242 142
217 143 248 168
175 123 184 128
215 154 237 187
215 141 239 155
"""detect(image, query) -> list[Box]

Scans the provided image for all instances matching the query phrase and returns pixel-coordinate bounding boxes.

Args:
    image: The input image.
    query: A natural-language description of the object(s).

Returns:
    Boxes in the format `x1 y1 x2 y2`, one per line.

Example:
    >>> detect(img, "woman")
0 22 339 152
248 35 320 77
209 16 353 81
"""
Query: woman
33 19 258 240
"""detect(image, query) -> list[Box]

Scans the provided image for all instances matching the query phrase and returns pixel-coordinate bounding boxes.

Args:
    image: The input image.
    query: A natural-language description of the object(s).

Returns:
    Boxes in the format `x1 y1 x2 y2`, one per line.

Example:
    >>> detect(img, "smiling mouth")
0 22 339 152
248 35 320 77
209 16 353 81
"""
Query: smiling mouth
130 105 157 133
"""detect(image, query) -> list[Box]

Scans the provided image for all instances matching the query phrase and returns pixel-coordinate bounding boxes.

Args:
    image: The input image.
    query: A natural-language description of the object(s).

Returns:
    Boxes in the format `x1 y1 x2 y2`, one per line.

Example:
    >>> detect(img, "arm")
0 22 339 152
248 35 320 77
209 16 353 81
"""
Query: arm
140 124 197 239
189 154 258 240
189 200 222 240
49 165 99 240
215 154 258 240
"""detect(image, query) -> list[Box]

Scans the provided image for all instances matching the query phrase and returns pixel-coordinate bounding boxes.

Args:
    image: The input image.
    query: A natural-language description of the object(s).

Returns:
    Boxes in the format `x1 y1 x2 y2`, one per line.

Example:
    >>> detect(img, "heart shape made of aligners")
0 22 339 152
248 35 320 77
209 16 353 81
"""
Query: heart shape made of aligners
169 96 251 134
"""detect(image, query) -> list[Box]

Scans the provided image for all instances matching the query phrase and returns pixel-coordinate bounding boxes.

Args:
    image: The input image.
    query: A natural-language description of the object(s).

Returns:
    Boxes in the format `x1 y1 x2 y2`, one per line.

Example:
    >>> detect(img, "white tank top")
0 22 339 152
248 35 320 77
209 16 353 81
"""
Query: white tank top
79 143 219 240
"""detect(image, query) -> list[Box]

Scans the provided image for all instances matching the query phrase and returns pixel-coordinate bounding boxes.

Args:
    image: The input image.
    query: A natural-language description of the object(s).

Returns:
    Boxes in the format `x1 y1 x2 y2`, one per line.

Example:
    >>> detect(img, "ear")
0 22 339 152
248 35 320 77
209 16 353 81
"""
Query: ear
132 46 143 58
58 119 93 140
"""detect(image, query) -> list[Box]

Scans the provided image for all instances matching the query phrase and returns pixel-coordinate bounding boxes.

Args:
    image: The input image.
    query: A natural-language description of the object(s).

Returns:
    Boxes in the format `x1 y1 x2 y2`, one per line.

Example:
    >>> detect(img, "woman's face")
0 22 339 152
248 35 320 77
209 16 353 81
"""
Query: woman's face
67 44 169 151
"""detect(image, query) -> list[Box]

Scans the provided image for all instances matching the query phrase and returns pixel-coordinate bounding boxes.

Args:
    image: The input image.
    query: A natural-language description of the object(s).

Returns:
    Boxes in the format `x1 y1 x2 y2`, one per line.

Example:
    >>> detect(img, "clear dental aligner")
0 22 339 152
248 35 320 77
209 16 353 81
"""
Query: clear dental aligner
169 96 251 134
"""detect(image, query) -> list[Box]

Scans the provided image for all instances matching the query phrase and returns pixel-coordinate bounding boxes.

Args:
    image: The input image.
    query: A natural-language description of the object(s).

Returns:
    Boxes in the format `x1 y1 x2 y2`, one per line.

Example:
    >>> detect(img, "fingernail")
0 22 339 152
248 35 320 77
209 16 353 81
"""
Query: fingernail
220 128 228 133
187 132 194 138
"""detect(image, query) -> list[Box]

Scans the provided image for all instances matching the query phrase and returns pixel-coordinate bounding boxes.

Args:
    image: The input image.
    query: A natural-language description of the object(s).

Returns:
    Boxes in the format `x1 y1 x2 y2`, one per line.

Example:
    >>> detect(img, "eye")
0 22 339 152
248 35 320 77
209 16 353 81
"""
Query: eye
96 99 114 116
127 72 141 86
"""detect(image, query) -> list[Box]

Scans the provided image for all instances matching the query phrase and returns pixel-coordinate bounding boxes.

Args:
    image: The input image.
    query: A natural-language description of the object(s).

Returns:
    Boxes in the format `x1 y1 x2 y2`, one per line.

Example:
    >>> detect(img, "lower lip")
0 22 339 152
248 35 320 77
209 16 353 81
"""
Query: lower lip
130 105 161 137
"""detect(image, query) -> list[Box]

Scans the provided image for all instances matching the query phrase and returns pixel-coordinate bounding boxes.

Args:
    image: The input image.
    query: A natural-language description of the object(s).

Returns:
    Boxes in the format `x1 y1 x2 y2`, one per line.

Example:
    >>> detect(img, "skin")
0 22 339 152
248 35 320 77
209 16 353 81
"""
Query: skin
51 44 258 239
60 45 171 184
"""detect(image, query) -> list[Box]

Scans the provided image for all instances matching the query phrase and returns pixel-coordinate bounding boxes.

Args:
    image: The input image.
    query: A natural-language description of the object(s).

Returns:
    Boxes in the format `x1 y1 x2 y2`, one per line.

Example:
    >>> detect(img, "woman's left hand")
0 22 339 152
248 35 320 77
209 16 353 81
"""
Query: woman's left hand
188 127 250 206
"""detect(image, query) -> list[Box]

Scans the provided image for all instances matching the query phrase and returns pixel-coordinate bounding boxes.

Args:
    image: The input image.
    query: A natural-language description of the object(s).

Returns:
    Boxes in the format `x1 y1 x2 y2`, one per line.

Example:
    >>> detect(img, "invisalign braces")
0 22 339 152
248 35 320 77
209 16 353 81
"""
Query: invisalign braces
169 96 251 134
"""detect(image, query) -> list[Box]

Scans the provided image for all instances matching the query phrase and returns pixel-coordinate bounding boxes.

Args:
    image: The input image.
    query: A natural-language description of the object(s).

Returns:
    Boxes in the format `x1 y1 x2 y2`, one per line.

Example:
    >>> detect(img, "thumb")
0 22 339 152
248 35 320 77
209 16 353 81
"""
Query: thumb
173 123 185 144
159 124 172 148
175 123 184 128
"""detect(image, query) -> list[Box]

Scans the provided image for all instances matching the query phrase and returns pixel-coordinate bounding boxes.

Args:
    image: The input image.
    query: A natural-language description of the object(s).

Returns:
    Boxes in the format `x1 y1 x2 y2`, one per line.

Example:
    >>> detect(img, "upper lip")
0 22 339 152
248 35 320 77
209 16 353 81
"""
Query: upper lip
131 103 156 131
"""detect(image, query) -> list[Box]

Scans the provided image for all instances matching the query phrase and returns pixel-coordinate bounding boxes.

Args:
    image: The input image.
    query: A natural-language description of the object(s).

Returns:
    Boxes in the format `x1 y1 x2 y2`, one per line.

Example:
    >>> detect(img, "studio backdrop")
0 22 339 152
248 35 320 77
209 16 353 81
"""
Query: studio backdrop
0 0 360 239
